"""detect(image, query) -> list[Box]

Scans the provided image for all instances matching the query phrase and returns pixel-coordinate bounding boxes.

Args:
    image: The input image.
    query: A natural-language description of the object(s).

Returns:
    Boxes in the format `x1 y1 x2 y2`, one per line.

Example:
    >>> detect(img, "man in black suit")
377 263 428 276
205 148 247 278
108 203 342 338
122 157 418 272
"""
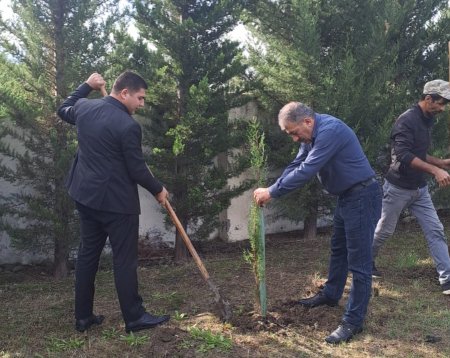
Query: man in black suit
58 71 170 333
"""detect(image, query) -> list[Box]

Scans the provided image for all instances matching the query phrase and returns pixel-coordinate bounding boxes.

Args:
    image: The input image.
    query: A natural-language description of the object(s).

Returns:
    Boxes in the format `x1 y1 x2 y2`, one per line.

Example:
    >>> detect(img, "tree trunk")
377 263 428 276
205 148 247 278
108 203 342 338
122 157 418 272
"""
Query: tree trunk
172 158 190 262
173 21 190 262
303 206 318 240
52 0 70 280
174 208 190 262
303 193 319 240
172 172 190 262
53 235 69 279
174 230 190 262
52 115 73 279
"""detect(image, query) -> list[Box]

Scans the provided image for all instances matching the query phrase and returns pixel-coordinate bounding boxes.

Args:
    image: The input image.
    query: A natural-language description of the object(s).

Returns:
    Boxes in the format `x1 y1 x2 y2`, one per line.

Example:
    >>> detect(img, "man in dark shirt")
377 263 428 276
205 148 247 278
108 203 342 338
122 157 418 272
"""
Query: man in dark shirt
372 80 450 295
253 102 382 344
58 71 170 333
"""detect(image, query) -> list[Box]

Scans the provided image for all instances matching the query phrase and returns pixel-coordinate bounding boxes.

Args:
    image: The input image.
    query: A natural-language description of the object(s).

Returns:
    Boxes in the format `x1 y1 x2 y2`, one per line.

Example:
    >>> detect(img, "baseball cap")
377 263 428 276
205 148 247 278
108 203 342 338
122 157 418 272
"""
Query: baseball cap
423 80 450 100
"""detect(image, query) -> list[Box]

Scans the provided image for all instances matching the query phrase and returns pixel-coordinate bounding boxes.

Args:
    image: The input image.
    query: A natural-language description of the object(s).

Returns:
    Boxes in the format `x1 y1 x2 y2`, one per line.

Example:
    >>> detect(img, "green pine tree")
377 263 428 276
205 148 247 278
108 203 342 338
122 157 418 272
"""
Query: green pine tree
134 0 252 260
0 0 119 278
244 0 449 235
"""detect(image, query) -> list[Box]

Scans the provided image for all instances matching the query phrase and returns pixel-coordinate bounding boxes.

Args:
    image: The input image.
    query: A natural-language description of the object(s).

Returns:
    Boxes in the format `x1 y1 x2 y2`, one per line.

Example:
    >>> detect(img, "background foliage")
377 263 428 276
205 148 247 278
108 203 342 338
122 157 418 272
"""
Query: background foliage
244 0 450 234
0 0 449 273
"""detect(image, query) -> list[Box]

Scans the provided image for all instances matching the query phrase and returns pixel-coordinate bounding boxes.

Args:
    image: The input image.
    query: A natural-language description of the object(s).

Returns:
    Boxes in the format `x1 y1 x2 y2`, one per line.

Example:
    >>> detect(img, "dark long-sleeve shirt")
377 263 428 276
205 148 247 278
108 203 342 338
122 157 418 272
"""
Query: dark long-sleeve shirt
57 82 163 214
385 104 434 189
269 113 375 197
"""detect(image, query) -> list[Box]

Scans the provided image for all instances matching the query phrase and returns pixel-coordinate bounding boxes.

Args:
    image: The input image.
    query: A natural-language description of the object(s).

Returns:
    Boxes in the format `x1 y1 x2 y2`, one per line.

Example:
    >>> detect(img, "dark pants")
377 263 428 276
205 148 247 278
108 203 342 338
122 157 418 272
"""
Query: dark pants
74 202 145 323
322 181 382 327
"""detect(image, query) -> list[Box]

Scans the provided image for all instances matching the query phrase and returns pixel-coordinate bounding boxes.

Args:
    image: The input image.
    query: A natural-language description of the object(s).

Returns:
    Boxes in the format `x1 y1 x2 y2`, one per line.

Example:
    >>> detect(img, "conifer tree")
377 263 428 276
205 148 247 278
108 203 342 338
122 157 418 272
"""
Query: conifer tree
134 0 251 260
245 0 449 236
0 0 118 278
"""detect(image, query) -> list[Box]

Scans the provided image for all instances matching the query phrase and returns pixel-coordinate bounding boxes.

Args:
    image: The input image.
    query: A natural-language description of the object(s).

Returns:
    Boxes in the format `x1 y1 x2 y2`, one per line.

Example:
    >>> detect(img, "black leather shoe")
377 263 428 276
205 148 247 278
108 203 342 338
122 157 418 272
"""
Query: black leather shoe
297 290 338 308
75 314 105 332
125 312 170 333
325 321 363 344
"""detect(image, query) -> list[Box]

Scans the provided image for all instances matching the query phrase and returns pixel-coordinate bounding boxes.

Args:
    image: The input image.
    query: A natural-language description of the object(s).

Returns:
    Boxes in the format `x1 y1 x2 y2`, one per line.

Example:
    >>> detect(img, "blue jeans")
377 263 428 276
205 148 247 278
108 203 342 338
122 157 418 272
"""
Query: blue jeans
372 180 450 285
322 181 382 327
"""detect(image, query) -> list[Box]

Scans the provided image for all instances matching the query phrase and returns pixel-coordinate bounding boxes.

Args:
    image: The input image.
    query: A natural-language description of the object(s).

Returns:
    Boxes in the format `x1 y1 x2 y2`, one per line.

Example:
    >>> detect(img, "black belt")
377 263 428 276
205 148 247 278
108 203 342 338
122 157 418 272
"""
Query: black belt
342 177 376 196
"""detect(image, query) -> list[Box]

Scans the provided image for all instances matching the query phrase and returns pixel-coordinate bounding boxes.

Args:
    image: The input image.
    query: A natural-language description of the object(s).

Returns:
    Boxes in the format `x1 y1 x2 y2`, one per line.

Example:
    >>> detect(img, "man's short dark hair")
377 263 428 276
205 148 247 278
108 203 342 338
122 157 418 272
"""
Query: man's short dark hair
421 93 449 104
112 71 148 94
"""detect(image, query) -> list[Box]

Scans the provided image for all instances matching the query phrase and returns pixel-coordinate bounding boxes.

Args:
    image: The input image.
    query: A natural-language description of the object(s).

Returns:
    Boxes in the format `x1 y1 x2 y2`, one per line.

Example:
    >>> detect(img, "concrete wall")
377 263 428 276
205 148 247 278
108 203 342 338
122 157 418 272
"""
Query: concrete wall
217 101 303 242
0 129 48 264
0 102 306 264
137 186 175 244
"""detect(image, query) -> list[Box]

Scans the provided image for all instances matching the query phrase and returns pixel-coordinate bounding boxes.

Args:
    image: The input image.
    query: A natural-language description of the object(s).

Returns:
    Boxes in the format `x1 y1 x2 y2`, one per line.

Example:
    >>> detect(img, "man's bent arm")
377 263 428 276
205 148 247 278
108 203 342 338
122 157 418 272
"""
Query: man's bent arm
426 154 450 170
57 83 93 125
57 73 105 124
410 157 450 187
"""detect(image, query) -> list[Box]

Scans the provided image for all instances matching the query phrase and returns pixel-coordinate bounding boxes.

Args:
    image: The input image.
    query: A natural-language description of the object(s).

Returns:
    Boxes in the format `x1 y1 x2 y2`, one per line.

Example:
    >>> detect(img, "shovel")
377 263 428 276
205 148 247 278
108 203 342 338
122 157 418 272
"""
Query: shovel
163 200 232 321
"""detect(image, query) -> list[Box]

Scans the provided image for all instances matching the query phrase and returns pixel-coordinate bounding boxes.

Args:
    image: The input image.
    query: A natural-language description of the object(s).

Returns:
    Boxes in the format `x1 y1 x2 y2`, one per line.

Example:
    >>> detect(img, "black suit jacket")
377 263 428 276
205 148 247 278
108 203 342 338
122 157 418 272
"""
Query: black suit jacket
57 83 163 215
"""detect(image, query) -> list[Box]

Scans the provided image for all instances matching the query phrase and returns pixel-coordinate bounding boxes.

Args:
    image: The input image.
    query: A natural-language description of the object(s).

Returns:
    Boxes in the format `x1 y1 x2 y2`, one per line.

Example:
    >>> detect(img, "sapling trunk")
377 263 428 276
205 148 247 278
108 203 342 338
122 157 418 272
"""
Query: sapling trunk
245 119 268 318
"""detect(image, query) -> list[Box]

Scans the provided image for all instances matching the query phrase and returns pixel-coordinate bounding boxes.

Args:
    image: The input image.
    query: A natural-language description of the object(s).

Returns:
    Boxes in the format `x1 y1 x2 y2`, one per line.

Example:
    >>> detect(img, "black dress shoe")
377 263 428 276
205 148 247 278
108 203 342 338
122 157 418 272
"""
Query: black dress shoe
325 321 363 344
297 290 338 308
125 312 170 333
75 314 105 332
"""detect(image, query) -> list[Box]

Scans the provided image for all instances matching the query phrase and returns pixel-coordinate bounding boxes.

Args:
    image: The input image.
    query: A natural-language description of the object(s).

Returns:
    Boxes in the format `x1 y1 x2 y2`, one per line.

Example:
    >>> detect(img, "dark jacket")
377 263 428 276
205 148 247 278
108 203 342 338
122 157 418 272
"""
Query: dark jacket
385 104 434 189
57 83 163 215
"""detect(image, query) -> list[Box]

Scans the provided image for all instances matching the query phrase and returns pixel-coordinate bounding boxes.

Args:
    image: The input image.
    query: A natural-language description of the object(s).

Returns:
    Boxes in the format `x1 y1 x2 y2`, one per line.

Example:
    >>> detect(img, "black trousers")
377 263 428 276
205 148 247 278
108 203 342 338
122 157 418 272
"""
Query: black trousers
75 202 145 323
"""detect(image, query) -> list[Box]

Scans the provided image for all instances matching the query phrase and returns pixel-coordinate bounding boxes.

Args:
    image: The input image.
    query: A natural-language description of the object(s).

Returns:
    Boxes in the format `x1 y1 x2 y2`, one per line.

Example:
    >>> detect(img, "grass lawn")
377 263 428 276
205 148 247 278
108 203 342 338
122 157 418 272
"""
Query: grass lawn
1 217 450 357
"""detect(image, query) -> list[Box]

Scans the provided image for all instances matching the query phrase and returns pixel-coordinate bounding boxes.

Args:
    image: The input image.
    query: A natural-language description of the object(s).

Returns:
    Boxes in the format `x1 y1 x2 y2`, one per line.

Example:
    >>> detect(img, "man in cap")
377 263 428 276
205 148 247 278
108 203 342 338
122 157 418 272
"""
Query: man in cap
372 80 450 295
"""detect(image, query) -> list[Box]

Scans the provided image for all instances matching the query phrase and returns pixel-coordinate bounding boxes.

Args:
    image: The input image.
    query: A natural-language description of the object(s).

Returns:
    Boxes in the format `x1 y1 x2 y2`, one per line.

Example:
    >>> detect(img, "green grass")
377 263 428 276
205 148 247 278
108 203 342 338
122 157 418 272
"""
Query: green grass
119 332 149 347
396 251 421 269
101 327 120 340
151 290 185 308
45 336 85 353
182 327 232 353
1 218 450 357
173 310 188 321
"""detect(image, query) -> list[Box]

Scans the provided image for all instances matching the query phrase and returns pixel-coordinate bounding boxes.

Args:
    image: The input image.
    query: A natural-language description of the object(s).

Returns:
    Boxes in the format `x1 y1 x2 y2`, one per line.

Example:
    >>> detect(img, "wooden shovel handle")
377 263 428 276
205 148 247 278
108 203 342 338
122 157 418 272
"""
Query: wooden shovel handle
163 200 210 280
